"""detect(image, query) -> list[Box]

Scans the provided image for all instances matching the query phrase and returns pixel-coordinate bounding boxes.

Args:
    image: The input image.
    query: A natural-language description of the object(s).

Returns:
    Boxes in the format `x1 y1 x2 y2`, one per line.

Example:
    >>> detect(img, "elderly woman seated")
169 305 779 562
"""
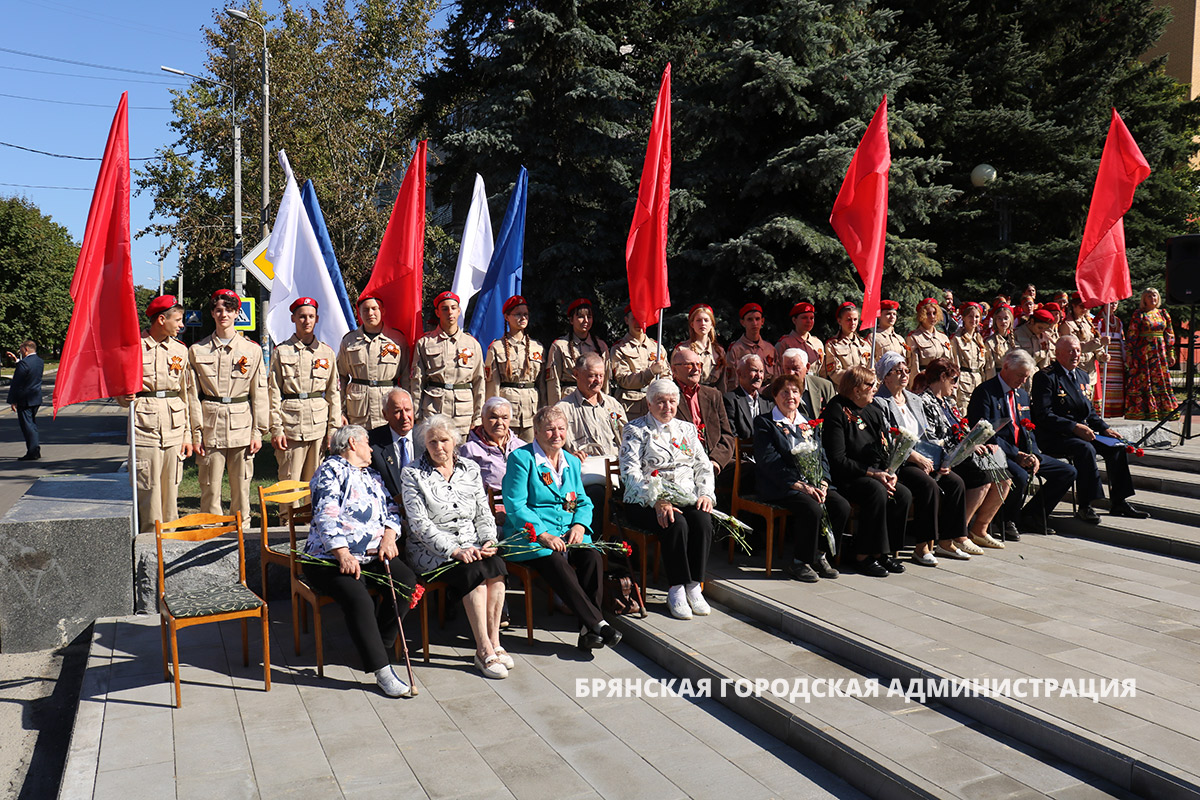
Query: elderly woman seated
460 395 527 494
302 424 418 698
620 378 714 619
502 405 622 651
402 414 511 679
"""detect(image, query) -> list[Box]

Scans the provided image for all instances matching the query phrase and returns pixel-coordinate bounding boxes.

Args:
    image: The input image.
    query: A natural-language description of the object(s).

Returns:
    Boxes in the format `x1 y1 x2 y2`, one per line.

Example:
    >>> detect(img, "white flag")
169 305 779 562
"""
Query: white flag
266 151 351 349
451 174 494 327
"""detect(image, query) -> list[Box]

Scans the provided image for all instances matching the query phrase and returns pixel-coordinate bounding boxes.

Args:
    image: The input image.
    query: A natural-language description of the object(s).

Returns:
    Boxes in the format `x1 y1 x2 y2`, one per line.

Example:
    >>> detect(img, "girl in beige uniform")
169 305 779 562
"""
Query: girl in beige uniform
544 298 608 406
484 295 543 442
984 303 1016 381
950 302 988 412
905 297 952 376
821 302 872 386
673 303 726 388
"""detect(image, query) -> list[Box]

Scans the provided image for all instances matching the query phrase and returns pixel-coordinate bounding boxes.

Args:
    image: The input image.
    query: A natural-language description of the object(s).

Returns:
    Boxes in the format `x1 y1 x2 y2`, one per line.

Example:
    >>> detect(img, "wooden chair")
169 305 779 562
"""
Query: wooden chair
604 458 660 592
156 512 270 708
258 480 311 599
486 486 553 644
729 438 790 577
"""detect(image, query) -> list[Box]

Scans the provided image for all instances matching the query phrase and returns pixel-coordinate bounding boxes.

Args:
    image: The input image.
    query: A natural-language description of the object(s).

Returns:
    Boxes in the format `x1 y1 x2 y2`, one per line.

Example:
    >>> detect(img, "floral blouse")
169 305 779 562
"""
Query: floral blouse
304 455 402 562
619 414 715 507
401 454 497 573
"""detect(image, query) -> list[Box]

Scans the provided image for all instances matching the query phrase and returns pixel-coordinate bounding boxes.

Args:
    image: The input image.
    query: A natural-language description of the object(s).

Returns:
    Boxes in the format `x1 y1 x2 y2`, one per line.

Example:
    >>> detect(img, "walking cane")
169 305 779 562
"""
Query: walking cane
383 558 419 697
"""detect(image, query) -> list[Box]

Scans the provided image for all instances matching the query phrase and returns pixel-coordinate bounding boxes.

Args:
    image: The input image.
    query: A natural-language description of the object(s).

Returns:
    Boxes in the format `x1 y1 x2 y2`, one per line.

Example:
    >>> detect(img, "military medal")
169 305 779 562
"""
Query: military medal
563 491 577 512
381 342 400 357
169 356 183 373
457 349 472 365
540 470 553 486
235 356 249 374
314 358 330 370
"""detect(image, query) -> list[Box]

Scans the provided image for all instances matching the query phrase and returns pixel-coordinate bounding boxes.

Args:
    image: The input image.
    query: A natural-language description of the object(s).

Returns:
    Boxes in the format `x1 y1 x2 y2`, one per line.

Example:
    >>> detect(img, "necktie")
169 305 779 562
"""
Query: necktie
1008 390 1019 444
397 436 410 470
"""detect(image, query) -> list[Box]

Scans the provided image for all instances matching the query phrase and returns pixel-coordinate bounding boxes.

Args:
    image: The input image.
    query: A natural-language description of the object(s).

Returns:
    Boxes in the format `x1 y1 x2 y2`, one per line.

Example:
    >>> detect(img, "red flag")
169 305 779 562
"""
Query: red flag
830 96 890 331
53 93 141 416
361 140 426 352
625 64 671 328
1075 109 1150 307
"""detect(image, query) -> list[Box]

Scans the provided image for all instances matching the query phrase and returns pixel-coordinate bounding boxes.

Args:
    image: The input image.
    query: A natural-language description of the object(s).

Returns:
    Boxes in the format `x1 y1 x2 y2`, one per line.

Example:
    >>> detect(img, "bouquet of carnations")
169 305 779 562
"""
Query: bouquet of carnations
501 522 634 559
646 469 753 554
942 418 998 470
884 426 919 474
292 549 425 608
788 419 835 554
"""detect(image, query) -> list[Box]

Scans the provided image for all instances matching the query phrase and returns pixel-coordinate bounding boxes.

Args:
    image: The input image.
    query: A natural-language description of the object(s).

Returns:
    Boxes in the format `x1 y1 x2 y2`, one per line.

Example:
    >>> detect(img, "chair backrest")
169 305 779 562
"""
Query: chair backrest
155 512 247 599
485 486 504 521
286 501 315 573
733 438 751 496
602 458 620 537
258 480 311 545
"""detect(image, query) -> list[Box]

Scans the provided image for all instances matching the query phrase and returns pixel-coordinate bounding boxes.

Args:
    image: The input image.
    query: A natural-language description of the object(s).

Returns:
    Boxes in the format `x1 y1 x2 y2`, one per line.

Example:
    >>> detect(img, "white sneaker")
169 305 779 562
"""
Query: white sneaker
667 585 692 619
934 544 971 561
911 552 938 567
474 653 508 679
685 582 711 615
374 666 411 698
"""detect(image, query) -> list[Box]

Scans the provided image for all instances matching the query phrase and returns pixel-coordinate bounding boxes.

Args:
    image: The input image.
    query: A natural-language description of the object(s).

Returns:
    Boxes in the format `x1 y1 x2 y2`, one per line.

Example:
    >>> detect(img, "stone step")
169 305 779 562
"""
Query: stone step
1059 489 1200 562
612 596 1137 800
1120 463 1200 500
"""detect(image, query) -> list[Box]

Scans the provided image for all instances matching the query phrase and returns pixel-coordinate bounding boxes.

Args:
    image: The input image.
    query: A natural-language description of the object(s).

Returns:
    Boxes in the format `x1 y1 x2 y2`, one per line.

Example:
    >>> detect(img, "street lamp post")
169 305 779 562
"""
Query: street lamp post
226 8 269 243
161 66 243 296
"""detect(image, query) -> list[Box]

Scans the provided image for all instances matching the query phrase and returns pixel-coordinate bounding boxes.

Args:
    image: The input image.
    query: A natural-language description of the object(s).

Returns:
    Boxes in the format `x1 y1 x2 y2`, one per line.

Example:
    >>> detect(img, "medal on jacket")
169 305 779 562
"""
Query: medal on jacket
169 355 183 373
314 357 330 370
381 342 400 357
540 470 553 486
235 356 248 375
531 351 542 362
457 348 472 365
563 490 577 512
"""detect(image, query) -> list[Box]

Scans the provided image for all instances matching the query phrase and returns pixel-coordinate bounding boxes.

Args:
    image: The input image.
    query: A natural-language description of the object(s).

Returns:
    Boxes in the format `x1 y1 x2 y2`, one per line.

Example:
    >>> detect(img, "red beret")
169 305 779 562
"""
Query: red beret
917 297 939 310
356 293 382 307
290 297 318 313
211 288 240 305
567 298 592 315
146 295 178 320
1069 291 1084 305
688 303 713 318
959 301 982 313
433 291 460 308
1041 302 1062 314
1031 309 1056 324
790 302 815 317
623 303 633 316
837 301 857 316
990 302 1015 315
502 295 528 315
879 300 900 310
739 302 763 318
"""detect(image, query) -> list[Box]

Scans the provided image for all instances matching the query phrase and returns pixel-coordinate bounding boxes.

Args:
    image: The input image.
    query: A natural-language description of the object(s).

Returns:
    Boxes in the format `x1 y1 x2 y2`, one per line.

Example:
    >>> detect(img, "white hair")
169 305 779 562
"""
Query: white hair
415 414 460 452
329 424 368 456
645 378 680 404
481 395 512 417
781 347 808 366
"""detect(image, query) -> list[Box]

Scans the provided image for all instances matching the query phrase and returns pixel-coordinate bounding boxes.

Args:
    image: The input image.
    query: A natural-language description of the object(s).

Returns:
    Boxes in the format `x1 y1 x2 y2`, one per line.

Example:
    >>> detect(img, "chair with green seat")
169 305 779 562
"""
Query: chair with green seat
156 512 271 708
258 480 311 600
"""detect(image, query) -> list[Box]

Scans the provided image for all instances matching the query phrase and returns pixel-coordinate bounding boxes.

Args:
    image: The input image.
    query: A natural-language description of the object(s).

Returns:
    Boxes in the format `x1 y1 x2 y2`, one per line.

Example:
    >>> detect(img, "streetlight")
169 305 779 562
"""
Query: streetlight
162 65 244 296
972 162 1010 243
226 7 270 244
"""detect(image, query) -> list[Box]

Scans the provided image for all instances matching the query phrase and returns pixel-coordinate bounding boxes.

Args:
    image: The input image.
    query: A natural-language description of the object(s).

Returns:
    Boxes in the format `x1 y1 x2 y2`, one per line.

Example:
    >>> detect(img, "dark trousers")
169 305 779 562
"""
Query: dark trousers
1004 454 1077 521
839 475 912 555
527 548 604 630
897 465 967 543
1054 437 1134 507
768 488 851 564
626 504 713 586
302 557 416 673
17 405 39 455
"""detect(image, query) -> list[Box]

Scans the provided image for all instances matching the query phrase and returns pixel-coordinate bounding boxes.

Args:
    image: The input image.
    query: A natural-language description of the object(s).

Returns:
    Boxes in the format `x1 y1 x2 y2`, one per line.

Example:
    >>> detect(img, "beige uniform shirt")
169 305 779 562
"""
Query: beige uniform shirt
724 335 777 392
337 326 409 430
951 331 989 410
775 331 823 372
821 334 872 386
556 389 628 458
485 333 544 428
1014 324 1053 371
673 340 726 387
1063 315 1105 385
608 334 668 417
984 333 1014 381
905 328 952 375
188 333 268 449
269 335 340 442
868 327 908 358
411 326 485 430
119 332 191 448
544 334 608 406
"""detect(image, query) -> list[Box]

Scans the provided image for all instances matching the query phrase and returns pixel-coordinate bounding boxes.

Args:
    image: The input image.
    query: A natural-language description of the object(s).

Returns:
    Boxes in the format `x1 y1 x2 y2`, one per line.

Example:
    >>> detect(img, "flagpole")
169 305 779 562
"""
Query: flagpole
870 321 878 363
128 404 139 534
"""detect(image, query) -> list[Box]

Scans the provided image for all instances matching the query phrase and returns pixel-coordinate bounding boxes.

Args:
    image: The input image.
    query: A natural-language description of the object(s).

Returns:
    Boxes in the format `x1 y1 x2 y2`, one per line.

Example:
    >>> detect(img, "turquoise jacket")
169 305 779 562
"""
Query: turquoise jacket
500 444 594 562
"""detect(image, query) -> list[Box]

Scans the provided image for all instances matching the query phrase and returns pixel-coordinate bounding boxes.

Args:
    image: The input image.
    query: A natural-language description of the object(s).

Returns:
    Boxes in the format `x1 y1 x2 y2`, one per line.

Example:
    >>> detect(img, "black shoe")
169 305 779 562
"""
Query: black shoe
857 558 888 577
1019 514 1048 535
599 624 622 648
786 562 820 583
883 555 906 574
1110 502 1150 520
814 554 839 579
577 630 604 651
1075 506 1101 524
17 451 39 461
1003 522 1021 542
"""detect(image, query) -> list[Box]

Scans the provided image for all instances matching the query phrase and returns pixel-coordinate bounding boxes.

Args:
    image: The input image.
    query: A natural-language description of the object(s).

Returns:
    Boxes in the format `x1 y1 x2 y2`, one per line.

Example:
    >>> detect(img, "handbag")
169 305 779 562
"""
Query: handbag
604 570 648 618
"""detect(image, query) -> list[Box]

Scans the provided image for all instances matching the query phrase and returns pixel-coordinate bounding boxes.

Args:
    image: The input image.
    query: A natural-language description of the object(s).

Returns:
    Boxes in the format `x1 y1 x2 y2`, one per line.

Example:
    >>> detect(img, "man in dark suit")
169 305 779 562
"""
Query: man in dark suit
723 353 771 440
368 388 415 501
779 347 835 420
671 347 734 475
1032 335 1146 522
967 348 1076 536
7 339 44 461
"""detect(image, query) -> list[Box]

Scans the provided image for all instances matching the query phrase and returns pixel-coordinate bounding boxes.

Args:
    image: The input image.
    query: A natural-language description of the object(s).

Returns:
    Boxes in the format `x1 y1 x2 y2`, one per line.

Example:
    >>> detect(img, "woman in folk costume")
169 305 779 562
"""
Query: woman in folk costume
1093 301 1126 417
1125 288 1178 421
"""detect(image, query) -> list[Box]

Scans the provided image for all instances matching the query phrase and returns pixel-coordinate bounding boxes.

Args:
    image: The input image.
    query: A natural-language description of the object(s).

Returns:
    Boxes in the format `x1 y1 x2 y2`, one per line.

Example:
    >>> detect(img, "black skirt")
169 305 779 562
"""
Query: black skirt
422 555 507 597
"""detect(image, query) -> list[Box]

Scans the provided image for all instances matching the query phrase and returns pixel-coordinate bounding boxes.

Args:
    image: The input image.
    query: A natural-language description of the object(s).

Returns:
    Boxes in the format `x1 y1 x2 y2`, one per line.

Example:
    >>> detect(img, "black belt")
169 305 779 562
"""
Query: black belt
348 378 397 388
280 391 326 400
425 381 473 390
560 378 576 386
199 393 249 405
136 390 184 399
500 381 537 389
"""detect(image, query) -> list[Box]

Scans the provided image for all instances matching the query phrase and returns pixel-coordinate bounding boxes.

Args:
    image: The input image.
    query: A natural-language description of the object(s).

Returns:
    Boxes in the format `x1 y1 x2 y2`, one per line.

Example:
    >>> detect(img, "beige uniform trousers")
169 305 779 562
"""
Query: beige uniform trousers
199 446 254 521
135 444 183 532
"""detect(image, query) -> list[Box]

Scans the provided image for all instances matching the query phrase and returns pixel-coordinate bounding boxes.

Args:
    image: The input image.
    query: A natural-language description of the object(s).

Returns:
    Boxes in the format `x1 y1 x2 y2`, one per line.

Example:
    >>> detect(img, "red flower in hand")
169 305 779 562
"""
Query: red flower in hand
810 418 823 426
1020 419 1036 431
1126 445 1145 457
524 522 539 543
651 470 660 477
408 584 426 610
621 541 633 557
889 427 901 435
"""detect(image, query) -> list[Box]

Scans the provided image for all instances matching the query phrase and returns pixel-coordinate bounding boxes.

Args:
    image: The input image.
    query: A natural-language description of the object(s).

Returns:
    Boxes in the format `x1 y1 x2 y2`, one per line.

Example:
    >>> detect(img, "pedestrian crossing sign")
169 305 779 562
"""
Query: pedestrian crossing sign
183 310 202 328
235 299 256 331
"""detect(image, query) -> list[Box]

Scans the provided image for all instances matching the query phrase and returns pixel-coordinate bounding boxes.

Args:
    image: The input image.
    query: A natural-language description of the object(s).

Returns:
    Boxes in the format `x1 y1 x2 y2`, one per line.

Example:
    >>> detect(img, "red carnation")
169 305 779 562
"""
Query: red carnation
811 418 823 426
408 583 426 610
621 542 633 557
1020 419 1036 431
651 470 660 477
889 427 901 435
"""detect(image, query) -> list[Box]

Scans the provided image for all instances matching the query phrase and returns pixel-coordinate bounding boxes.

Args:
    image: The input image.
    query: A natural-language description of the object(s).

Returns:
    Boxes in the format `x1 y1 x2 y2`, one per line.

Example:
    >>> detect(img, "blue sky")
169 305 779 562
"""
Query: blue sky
1 1 333 297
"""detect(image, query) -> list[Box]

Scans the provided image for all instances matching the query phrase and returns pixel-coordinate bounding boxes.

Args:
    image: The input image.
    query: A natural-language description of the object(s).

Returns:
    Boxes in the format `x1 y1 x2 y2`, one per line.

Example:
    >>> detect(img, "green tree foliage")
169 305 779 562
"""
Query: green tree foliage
0 197 77 354
137 0 439 308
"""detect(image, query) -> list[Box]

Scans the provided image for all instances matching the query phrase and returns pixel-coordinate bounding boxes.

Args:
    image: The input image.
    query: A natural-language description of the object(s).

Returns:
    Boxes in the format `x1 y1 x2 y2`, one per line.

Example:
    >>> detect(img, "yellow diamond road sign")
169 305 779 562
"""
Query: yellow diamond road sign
241 236 274 289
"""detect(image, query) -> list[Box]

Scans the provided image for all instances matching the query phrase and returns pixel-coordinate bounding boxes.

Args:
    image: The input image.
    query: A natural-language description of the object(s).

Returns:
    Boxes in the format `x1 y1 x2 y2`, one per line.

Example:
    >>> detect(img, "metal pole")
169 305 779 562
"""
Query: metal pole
870 321 878 363
1101 306 1111 416
129 404 140 534
234 122 245 296
260 27 270 242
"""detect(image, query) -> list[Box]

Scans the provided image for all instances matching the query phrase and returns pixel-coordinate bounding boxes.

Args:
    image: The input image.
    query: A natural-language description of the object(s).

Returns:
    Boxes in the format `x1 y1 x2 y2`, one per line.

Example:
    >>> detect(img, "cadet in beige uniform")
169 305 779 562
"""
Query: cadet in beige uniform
984 303 1017 381
868 299 907 357
821 302 872 386
673 303 726 387
775 301 824 371
270 297 341 485
609 304 670 418
188 289 268 519
905 297 952 376
1064 293 1108 392
484 295 543 442
118 295 192 531
950 302 989 411
1014 308 1056 386
411 291 485 435
724 302 776 392
544 298 608 406
337 295 408 430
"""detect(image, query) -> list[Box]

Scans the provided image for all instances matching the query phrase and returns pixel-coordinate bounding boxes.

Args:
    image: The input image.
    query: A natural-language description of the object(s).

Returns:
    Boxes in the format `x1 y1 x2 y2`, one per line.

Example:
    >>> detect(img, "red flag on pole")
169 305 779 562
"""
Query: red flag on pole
53 92 141 416
625 63 671 328
361 140 426 352
1075 109 1150 307
830 96 890 331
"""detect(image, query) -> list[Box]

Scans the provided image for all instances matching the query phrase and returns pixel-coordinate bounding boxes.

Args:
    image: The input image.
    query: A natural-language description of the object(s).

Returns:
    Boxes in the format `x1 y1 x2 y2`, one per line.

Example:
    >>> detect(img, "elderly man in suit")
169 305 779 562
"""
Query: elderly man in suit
7 339 44 461
779 347 836 420
368 388 416 502
967 348 1076 537
724 353 771 441
672 347 735 476
1032 335 1146 523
